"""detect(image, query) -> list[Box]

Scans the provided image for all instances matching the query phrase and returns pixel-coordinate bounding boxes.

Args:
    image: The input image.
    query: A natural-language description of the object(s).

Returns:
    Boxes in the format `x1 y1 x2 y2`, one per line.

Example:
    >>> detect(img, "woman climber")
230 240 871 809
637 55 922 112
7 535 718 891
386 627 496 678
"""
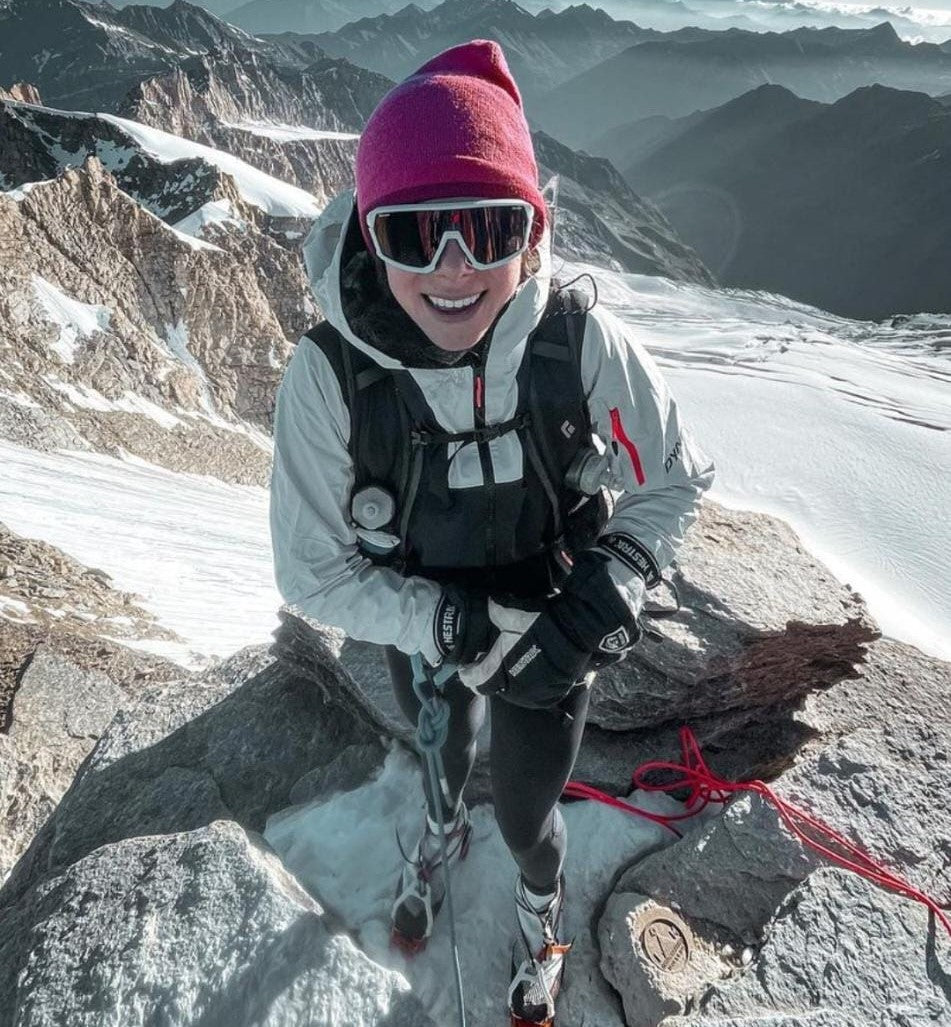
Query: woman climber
269 38 715 1026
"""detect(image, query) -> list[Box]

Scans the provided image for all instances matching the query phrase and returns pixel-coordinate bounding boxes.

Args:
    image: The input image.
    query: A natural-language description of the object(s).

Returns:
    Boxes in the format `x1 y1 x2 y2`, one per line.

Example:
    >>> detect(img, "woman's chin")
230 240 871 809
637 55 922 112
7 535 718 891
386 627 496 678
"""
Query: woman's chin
428 331 483 352
416 308 493 351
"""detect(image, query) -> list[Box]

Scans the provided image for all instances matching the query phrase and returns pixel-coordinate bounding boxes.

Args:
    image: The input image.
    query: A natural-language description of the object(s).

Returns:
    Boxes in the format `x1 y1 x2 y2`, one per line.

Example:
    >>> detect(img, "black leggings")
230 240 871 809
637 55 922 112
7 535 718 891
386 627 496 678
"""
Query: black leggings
385 647 591 893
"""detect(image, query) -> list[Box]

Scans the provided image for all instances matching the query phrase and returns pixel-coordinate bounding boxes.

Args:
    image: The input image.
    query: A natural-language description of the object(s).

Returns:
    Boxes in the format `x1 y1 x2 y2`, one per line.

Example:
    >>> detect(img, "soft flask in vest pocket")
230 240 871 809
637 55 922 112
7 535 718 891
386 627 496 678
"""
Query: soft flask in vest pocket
351 485 401 559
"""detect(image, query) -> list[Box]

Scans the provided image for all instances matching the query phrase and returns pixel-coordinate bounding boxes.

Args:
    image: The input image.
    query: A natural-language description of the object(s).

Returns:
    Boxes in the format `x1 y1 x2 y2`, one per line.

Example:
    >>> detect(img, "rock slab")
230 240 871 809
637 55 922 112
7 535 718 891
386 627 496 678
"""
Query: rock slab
660 868 951 1026
0 819 433 1027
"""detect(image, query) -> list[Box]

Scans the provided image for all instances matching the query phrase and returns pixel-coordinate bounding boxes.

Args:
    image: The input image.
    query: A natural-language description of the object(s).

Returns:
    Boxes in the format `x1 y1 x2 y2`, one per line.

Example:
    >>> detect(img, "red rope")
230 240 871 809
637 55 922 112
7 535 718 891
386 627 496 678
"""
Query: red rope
563 725 951 938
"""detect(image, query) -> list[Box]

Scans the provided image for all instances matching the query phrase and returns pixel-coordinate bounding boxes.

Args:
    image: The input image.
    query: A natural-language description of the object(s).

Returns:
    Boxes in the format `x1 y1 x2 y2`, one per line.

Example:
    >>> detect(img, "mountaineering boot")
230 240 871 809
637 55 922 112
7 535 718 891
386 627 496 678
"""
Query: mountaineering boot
508 873 572 1026
389 801 473 956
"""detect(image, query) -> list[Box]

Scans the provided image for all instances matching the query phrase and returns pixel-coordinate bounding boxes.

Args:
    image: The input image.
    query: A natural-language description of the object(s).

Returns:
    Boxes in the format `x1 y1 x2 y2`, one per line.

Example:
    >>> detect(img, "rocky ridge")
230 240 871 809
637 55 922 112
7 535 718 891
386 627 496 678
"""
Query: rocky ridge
0 93 332 482
1 155 289 483
229 0 443 36
120 49 389 140
533 129 715 285
0 521 185 885
1 498 947 1024
0 0 334 111
118 51 384 199
0 520 177 701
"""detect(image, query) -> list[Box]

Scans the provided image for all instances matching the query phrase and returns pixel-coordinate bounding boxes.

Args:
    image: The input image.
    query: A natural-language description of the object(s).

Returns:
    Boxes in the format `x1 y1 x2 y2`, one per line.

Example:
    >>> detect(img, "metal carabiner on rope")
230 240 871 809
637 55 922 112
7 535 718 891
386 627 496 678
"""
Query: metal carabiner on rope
409 653 468 1027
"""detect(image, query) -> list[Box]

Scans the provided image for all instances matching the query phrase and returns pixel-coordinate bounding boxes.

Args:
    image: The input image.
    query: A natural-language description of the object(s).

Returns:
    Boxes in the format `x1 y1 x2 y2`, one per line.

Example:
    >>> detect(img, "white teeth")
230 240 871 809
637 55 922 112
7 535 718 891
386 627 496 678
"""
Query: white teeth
426 293 482 310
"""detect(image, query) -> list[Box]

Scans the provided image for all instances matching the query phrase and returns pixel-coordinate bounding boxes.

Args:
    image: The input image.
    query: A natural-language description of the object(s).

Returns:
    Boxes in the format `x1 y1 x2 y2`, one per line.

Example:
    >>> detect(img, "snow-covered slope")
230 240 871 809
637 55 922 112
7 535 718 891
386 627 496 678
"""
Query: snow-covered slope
1 261 948 666
97 112 322 218
0 442 280 668
589 267 950 659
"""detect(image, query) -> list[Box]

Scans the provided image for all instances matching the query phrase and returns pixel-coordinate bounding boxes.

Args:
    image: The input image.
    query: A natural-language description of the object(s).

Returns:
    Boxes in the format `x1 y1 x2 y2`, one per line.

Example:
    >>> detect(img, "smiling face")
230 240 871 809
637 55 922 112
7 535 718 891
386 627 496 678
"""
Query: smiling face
384 238 526 353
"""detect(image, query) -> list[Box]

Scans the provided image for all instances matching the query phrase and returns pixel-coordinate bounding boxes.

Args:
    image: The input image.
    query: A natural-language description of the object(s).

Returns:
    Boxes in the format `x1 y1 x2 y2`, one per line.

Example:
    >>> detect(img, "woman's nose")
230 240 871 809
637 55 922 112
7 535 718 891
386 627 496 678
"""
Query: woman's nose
435 239 475 273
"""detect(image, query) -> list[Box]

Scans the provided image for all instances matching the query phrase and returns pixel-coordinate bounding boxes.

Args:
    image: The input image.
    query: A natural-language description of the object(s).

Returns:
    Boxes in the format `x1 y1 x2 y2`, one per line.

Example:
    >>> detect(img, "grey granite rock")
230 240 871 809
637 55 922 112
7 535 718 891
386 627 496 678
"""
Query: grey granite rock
0 641 386 908
659 868 951 1026
9 645 126 748
590 502 879 731
0 819 433 1027
0 637 178 886
598 635 951 1024
289 742 383 805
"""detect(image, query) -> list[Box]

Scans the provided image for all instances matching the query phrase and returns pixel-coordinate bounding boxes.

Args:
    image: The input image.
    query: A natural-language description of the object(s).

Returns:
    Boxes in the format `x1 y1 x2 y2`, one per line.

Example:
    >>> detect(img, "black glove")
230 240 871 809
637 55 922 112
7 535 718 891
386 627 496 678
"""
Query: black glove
547 549 642 667
484 608 591 709
459 551 642 710
433 585 497 665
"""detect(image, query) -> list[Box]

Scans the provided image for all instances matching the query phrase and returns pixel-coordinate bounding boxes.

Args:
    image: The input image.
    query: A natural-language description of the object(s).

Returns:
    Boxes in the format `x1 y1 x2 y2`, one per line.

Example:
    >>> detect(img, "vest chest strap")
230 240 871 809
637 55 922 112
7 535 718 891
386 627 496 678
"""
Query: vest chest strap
410 413 530 447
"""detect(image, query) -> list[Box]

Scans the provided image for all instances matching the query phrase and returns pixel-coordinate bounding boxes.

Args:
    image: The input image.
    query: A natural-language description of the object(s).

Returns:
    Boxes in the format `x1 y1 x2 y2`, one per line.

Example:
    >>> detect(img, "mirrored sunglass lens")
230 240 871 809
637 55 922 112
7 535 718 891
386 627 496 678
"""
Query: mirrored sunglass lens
373 212 426 266
373 205 529 267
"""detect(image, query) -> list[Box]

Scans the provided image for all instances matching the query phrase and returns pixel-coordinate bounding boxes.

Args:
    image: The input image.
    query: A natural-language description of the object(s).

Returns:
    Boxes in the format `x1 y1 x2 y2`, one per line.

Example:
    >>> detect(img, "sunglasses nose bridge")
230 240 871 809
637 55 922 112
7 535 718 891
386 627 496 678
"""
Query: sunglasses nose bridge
434 235 476 272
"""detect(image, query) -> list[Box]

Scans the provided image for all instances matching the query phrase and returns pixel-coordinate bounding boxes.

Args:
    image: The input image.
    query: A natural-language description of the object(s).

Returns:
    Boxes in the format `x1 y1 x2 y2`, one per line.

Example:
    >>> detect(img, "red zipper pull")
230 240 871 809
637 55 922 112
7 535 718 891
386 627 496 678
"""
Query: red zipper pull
474 372 484 417
610 407 646 486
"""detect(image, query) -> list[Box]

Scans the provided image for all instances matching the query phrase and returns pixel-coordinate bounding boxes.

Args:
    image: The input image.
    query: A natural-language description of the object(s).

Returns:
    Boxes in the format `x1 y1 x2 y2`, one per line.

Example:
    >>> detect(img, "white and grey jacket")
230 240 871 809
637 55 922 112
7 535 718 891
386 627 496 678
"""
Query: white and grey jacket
269 187 715 663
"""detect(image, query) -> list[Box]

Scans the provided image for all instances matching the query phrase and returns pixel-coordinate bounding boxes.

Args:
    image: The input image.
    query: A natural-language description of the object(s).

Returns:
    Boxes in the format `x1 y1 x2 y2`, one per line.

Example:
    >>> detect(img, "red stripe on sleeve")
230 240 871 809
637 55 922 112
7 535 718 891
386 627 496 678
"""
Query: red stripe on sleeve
610 407 646 486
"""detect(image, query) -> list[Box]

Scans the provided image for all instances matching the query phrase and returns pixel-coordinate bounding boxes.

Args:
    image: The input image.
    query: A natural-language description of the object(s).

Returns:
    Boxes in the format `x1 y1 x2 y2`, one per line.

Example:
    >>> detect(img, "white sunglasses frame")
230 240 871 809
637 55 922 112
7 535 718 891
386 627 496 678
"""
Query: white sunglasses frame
364 197 535 274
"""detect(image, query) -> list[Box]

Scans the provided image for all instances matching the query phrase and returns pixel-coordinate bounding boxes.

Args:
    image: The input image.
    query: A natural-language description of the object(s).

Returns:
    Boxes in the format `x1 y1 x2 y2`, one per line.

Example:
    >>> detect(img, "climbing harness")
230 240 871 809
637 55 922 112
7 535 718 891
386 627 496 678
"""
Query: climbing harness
564 724 951 938
407 652 469 1027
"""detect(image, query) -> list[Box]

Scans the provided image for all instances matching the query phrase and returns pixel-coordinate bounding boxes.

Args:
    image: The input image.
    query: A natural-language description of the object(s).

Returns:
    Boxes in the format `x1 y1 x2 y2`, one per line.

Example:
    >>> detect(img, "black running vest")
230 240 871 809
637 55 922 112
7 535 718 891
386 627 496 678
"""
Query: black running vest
305 286 610 601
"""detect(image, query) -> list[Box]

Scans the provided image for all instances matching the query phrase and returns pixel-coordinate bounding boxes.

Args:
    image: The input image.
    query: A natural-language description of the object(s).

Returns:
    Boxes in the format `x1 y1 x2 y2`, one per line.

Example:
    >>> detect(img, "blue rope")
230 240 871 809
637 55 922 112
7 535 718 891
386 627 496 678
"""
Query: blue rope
409 653 467 1027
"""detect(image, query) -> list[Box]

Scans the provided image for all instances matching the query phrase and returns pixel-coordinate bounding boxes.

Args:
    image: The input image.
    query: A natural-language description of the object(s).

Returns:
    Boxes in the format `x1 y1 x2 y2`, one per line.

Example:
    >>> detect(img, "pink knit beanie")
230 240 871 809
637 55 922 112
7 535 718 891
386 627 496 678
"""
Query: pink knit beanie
355 39 547 256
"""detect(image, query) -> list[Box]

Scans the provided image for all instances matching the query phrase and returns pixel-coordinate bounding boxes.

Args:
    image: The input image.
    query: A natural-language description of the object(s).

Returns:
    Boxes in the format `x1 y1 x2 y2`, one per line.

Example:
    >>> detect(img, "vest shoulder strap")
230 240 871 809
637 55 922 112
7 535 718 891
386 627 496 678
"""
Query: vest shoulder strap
303 321 389 490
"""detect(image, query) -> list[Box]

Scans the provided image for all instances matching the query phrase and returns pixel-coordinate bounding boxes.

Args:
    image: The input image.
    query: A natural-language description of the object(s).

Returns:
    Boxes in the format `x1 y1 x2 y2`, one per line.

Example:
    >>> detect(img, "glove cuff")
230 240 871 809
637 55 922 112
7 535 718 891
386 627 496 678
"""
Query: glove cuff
434 587 494 664
433 590 464 661
596 532 662 589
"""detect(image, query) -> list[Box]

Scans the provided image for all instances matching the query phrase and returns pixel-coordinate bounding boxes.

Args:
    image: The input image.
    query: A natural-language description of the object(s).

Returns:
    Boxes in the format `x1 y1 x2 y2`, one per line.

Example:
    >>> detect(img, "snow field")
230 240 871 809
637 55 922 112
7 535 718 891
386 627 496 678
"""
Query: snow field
264 743 690 1026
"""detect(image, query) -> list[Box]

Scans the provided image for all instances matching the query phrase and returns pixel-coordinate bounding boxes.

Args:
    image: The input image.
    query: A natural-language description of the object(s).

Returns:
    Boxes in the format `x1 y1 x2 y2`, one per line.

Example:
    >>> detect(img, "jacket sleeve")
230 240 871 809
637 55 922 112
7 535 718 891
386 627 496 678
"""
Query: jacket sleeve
269 334 444 662
580 304 716 592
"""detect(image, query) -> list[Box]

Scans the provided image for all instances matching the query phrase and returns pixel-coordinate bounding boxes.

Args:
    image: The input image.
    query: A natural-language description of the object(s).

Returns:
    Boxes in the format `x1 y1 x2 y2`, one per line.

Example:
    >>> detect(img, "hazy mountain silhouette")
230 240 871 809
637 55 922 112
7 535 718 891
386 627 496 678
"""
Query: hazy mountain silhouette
616 82 951 319
537 22 951 149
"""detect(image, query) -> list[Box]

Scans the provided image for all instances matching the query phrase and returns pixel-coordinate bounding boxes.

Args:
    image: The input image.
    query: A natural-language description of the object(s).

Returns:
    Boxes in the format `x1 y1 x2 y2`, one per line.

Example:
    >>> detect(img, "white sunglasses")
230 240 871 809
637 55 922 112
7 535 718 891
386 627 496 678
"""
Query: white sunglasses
364 197 535 274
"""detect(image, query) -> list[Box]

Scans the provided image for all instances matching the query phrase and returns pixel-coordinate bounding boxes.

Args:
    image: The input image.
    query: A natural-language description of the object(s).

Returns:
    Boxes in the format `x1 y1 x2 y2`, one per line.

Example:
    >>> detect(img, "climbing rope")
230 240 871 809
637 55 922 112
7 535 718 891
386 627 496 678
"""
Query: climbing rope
564 724 951 938
409 653 468 1027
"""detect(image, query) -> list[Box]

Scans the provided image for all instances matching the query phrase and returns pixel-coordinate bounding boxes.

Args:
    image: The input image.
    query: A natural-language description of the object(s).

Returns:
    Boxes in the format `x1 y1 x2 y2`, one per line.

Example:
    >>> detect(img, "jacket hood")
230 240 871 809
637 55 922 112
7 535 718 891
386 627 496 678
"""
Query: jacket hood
302 187 553 371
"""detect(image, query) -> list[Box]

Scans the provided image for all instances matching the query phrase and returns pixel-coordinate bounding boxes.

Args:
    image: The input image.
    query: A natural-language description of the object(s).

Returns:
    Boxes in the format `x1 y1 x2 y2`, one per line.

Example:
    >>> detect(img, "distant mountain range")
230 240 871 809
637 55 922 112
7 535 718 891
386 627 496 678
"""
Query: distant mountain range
3 0 948 336
613 82 951 319
287 0 662 103
0 0 332 110
227 0 443 36
140 0 951 46
536 21 951 148
286 3 951 147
